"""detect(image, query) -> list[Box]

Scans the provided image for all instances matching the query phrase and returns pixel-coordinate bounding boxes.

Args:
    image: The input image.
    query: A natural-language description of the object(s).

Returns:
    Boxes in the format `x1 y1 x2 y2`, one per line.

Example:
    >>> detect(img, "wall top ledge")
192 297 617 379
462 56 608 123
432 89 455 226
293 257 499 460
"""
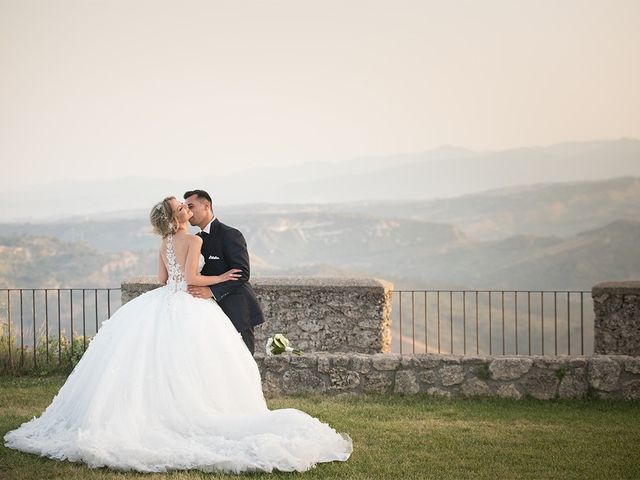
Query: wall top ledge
592 281 640 295
252 276 393 290
122 275 393 290
122 276 161 287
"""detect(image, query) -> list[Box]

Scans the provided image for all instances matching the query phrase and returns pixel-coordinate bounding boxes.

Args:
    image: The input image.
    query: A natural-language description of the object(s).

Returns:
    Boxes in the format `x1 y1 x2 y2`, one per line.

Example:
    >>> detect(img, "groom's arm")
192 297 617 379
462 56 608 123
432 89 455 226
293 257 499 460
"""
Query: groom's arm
209 228 250 301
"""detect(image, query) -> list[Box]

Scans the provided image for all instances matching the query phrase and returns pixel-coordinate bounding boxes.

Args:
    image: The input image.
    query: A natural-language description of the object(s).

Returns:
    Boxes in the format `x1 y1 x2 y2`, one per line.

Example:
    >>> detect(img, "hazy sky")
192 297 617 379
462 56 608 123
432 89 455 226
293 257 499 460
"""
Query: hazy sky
1 0 639 191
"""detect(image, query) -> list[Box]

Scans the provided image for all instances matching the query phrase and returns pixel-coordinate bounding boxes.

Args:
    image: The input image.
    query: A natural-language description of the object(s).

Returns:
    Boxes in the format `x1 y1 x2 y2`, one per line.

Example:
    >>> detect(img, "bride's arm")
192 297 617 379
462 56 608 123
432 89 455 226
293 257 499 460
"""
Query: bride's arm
185 236 241 286
158 243 168 284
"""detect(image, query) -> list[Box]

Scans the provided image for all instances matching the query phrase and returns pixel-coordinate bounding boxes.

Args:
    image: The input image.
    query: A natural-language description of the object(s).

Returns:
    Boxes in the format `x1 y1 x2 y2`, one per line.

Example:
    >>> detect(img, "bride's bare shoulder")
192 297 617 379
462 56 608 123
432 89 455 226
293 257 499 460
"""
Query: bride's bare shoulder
178 232 202 247
173 231 197 239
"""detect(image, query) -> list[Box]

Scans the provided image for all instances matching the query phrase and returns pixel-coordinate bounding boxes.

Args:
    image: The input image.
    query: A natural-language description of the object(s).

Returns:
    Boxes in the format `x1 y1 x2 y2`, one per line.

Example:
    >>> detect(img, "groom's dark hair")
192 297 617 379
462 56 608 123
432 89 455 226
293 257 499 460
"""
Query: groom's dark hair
183 189 212 206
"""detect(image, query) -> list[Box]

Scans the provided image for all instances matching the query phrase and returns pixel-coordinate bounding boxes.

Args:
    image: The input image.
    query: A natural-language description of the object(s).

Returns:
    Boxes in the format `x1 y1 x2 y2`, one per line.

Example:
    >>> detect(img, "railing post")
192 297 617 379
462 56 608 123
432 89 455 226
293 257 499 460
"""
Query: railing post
593 281 640 355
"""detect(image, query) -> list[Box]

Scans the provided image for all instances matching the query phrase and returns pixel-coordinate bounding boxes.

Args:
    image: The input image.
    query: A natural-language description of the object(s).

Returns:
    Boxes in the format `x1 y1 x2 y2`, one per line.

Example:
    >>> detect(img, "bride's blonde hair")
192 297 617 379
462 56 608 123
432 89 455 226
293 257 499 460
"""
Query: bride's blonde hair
150 196 178 237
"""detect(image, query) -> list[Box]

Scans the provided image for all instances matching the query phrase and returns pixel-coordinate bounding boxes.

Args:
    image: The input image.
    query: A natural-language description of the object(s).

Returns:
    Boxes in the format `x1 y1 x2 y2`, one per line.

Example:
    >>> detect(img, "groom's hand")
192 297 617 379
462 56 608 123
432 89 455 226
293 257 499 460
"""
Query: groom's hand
188 286 214 299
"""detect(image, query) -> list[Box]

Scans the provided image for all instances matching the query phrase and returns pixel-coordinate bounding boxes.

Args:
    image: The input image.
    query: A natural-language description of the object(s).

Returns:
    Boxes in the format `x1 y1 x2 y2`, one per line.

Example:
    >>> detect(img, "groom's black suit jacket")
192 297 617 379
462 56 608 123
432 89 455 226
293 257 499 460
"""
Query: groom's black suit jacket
197 218 265 332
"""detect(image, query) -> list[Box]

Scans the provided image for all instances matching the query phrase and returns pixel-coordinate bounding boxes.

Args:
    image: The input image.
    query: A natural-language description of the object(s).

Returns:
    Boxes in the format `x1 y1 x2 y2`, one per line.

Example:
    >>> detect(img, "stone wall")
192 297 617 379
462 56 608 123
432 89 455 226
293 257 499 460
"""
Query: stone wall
593 281 640 356
121 276 640 400
252 277 392 354
121 277 161 304
121 276 393 354
255 352 640 400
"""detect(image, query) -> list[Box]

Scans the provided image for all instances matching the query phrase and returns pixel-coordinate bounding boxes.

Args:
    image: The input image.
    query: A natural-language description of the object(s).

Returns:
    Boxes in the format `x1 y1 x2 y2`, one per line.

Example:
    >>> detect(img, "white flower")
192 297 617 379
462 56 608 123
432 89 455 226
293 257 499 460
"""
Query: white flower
265 334 302 356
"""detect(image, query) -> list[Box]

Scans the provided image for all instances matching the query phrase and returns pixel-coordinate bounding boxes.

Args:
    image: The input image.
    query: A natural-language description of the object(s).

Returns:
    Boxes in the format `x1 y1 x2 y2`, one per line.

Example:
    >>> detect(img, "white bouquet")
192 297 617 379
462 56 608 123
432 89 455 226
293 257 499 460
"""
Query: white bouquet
265 333 303 356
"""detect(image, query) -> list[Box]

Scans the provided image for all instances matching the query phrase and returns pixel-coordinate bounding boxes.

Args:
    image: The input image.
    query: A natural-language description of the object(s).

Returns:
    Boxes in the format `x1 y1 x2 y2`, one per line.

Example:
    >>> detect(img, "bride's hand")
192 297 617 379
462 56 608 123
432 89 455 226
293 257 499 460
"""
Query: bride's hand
188 285 213 298
219 268 243 282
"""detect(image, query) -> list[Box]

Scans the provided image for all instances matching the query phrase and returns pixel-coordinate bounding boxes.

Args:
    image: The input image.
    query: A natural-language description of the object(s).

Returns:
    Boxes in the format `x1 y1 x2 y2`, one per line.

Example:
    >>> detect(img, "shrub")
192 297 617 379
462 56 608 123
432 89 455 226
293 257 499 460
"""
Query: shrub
0 320 91 375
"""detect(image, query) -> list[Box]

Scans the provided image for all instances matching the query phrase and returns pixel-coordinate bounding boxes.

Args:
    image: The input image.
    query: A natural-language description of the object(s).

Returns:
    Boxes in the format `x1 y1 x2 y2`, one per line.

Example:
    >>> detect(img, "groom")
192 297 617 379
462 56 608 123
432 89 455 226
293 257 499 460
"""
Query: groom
184 189 264 354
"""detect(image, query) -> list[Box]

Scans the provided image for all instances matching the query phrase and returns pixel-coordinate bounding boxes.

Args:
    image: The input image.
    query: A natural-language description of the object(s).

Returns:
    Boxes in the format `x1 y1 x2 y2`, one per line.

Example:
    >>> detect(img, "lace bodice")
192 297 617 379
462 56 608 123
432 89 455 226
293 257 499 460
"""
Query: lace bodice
165 234 187 292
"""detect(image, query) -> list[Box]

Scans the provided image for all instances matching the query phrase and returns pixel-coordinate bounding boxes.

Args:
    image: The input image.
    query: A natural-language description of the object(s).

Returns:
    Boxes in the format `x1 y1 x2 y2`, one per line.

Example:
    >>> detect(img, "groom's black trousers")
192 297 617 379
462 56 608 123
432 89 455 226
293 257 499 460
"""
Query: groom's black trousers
241 327 255 355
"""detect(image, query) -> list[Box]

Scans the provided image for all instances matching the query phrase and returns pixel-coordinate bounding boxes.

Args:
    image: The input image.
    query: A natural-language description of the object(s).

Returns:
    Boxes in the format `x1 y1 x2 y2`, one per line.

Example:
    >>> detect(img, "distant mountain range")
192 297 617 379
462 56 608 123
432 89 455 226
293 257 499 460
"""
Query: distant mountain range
268 138 640 203
325 176 640 240
2 138 640 222
0 176 638 290
0 235 155 288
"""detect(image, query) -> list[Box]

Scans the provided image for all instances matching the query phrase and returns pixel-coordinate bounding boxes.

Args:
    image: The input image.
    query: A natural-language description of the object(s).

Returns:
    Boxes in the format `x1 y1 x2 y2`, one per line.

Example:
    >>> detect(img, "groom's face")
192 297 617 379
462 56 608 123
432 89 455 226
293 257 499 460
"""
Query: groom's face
185 195 211 228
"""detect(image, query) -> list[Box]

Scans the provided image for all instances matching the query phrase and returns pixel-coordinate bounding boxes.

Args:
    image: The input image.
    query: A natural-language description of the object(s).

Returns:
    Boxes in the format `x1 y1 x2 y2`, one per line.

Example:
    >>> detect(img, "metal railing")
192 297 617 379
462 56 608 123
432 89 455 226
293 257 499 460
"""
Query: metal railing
0 287 595 370
390 290 593 356
0 288 121 370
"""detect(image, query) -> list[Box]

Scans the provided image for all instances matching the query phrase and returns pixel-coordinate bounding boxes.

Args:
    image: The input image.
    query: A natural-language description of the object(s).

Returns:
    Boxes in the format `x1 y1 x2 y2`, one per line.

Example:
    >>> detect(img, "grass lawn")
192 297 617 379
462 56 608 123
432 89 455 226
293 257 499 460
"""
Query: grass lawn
1 376 639 480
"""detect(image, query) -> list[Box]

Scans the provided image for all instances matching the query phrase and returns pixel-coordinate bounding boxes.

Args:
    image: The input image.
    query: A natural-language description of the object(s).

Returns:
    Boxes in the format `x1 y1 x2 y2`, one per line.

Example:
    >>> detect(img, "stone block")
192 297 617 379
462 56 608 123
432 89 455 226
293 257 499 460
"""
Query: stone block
461 378 491 397
442 355 463 365
372 354 401 371
558 369 588 399
588 357 621 392
489 358 533 380
623 357 640 374
363 372 393 394
622 380 640 400
426 387 452 399
317 355 331 373
412 355 443 369
328 368 360 391
523 369 559 400
262 371 283 396
418 369 438 384
461 356 490 365
289 355 317 369
282 369 326 395
593 282 640 356
331 354 351 368
497 384 523 400
349 354 372 373
394 371 420 394
440 365 465 386
262 354 290 372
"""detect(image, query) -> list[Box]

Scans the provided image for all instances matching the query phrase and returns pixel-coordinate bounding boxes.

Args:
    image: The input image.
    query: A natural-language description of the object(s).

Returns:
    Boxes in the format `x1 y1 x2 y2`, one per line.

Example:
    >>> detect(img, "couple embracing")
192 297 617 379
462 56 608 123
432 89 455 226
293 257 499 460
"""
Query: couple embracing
4 189 352 474
183 189 262 354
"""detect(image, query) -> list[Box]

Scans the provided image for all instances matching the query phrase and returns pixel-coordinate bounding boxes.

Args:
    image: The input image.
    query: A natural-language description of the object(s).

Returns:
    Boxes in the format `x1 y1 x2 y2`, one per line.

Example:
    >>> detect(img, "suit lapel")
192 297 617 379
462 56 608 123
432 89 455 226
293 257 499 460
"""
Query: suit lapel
210 218 222 238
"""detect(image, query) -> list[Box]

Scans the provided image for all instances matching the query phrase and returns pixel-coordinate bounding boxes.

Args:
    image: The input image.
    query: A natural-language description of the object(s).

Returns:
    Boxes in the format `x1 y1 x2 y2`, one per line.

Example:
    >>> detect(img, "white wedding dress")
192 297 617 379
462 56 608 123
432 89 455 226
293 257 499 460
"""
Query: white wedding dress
4 235 352 473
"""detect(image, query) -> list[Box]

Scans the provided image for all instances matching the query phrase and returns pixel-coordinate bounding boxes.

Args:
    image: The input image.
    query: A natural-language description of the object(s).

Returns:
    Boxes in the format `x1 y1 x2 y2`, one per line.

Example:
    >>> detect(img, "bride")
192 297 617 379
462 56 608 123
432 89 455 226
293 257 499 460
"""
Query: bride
4 196 352 473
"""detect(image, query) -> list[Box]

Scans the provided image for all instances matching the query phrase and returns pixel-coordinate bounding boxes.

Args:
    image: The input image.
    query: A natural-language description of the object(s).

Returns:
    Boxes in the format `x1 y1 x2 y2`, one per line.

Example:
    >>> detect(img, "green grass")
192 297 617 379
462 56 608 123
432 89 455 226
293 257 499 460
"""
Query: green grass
1 376 639 480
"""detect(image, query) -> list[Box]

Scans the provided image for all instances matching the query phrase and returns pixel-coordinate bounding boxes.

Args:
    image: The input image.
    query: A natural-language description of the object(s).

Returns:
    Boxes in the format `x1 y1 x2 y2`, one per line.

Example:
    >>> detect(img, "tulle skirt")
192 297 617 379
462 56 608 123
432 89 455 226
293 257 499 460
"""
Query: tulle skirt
4 286 352 473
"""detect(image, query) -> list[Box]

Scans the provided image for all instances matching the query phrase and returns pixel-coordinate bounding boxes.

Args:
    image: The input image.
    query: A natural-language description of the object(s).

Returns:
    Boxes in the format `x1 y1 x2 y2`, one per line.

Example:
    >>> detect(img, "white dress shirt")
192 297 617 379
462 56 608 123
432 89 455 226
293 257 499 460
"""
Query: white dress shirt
201 216 217 235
